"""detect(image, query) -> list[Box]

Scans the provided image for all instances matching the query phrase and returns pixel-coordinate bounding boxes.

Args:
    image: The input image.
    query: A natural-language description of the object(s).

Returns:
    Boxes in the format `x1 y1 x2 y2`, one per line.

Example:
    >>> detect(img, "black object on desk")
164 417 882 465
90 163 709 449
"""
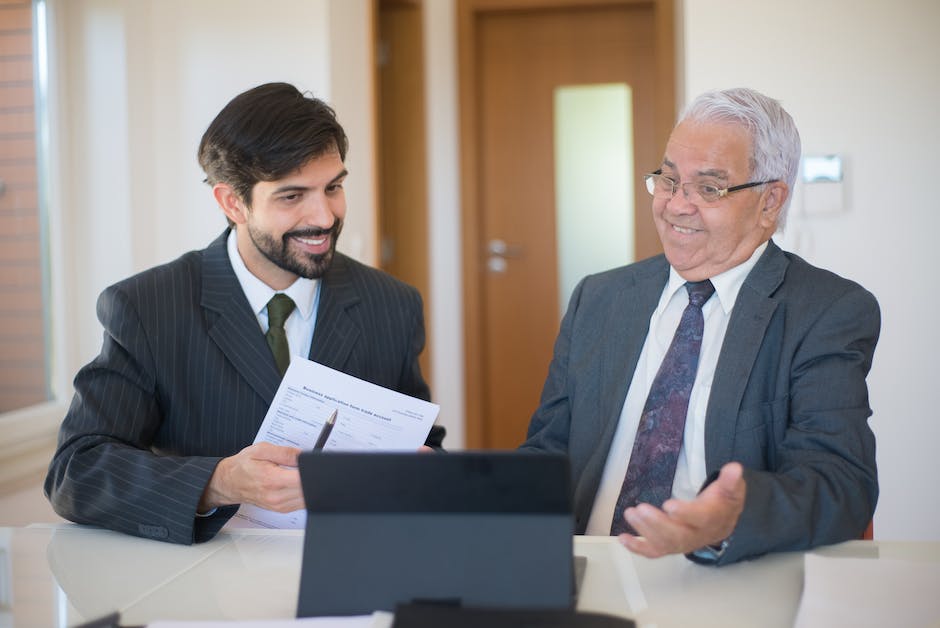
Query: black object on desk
73 612 123 628
296 451 575 617
392 603 636 628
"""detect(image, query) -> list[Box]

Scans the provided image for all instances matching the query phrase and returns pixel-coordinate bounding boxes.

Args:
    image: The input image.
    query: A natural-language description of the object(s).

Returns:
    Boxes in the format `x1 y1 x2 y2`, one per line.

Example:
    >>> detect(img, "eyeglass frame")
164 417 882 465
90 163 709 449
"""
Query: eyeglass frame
644 169 779 204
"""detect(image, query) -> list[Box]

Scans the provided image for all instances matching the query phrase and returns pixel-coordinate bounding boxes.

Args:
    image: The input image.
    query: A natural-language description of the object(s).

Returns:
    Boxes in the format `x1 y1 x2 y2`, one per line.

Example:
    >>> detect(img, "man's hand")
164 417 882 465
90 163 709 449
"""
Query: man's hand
198 442 303 513
616 462 746 558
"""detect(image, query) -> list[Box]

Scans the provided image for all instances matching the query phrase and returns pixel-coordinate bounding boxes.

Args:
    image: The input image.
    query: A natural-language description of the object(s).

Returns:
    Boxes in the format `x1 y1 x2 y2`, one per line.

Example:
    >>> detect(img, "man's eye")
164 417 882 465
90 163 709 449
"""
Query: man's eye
699 184 720 196
280 193 301 202
327 183 344 193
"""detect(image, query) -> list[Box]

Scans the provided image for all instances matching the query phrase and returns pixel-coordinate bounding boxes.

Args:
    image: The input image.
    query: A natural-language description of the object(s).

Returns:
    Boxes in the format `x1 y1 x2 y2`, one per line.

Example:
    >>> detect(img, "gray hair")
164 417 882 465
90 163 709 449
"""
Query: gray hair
679 88 801 230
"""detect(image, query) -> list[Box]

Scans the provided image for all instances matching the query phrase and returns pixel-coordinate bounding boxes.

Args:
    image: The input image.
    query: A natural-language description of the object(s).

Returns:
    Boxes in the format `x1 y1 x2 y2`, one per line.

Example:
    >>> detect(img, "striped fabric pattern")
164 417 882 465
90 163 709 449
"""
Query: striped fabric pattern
44 230 433 544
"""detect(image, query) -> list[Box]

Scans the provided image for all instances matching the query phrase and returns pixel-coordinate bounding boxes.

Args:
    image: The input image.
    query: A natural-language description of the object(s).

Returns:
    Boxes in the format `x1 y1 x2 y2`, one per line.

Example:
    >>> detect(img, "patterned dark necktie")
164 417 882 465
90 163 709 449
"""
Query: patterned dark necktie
610 279 715 535
265 293 296 377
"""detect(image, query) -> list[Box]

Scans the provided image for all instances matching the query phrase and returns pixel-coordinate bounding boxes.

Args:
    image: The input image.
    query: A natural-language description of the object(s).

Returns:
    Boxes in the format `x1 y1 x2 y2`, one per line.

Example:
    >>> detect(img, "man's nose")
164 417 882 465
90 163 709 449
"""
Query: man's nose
303 192 336 226
665 184 697 212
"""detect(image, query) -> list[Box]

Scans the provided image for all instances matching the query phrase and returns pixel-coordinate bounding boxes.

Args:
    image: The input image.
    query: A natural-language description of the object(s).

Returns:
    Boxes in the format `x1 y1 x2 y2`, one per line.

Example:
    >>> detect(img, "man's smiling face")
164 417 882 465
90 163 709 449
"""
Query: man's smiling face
653 120 780 282
231 151 347 289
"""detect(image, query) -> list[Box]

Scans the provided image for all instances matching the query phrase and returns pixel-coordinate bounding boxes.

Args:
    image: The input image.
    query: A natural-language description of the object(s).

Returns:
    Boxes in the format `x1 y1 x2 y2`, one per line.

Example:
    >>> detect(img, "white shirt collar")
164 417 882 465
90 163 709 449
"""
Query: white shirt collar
226 229 319 321
664 240 769 314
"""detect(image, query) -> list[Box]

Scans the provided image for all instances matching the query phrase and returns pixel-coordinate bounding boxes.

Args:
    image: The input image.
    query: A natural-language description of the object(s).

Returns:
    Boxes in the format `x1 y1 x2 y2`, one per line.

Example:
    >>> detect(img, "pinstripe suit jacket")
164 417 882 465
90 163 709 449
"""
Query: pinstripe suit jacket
521 240 880 564
45 230 438 544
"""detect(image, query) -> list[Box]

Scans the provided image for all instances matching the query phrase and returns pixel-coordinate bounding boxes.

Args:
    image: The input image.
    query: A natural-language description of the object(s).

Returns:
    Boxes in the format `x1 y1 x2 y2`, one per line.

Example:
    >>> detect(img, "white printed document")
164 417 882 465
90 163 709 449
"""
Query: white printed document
230 357 439 529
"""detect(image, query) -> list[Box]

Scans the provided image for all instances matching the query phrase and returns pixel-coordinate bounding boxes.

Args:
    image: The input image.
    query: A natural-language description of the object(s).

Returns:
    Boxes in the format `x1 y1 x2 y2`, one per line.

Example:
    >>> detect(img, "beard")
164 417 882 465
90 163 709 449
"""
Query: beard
246 219 343 280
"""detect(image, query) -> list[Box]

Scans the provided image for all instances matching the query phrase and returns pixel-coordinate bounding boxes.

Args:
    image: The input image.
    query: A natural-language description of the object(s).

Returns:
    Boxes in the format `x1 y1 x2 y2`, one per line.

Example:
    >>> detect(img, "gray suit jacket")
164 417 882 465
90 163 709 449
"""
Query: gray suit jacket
45 230 440 544
521 240 879 564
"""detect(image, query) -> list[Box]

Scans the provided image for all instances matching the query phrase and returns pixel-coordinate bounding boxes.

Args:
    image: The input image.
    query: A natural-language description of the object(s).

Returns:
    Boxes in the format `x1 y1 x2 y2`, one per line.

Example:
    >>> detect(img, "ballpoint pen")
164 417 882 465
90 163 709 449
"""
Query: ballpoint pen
313 409 337 450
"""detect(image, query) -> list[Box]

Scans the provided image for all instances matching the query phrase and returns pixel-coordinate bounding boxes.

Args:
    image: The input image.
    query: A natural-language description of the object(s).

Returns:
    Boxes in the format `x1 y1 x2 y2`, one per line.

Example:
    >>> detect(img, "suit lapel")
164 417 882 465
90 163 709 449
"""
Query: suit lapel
595 259 670 456
201 230 282 406
309 253 361 370
705 240 788 470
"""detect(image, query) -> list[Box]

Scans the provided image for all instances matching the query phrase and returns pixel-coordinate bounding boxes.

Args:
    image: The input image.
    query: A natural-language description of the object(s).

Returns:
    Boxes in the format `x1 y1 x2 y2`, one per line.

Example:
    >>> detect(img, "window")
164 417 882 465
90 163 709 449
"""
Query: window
553 83 634 315
0 0 49 414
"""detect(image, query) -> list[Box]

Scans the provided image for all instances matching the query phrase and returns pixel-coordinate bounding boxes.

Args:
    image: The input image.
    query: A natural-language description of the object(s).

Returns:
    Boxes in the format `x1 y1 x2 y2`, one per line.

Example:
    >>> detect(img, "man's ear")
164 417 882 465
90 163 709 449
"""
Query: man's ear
213 183 249 225
759 181 788 228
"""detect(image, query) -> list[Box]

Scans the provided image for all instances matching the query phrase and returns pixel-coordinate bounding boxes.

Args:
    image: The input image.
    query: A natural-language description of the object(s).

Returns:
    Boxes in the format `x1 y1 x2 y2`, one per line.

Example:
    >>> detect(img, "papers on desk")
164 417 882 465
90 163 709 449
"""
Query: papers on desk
230 357 439 529
795 553 940 627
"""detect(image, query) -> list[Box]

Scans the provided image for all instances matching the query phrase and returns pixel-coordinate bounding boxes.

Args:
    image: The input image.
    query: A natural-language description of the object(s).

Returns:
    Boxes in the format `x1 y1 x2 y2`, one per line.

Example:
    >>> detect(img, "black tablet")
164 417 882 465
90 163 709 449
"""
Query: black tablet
296 450 576 617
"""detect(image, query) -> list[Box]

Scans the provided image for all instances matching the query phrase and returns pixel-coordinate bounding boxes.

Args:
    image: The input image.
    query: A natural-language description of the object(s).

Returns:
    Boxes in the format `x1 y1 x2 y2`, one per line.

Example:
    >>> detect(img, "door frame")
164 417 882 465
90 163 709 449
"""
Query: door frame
457 0 677 448
374 0 432 386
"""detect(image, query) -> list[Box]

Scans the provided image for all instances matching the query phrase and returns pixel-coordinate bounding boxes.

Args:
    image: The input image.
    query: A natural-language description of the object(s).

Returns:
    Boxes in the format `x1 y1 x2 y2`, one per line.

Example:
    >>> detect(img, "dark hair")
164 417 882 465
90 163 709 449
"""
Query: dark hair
197 82 348 206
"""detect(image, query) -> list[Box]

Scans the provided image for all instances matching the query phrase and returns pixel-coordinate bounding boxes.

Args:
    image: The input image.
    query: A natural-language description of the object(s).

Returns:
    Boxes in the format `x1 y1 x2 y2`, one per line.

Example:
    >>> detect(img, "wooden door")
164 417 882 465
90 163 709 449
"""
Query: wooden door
376 0 432 385
459 0 675 449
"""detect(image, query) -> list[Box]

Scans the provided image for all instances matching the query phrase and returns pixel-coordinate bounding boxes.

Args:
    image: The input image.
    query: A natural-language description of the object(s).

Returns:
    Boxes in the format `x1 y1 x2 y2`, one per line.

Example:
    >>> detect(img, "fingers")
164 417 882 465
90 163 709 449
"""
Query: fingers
255 466 304 512
624 502 672 537
200 442 303 512
245 460 302 511
662 463 746 526
618 531 682 559
238 444 302 511
250 441 301 467
713 462 745 499
619 533 661 558
619 503 687 558
616 462 747 557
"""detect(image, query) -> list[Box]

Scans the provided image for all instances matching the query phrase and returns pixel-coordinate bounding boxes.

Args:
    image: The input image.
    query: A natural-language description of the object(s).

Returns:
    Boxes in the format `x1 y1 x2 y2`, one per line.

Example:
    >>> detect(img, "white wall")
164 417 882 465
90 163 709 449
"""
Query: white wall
48 0 939 540
327 0 379 268
47 0 368 394
423 0 466 448
681 0 940 542
46 0 465 447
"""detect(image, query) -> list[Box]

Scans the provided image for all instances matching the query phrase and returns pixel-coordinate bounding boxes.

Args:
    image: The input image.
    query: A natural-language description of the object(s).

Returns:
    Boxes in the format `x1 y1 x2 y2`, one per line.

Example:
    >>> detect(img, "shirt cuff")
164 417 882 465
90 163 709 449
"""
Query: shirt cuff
686 537 730 565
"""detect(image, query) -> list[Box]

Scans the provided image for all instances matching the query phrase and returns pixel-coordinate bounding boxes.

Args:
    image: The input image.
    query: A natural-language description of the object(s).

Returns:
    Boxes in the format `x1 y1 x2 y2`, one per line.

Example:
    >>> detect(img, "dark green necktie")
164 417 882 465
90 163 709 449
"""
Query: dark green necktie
265 293 296 376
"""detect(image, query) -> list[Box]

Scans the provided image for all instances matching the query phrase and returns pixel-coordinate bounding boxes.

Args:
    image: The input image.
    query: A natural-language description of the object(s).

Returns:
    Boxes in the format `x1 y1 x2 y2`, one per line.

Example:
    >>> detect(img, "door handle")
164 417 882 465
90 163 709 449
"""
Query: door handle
486 239 524 258
486 239 524 274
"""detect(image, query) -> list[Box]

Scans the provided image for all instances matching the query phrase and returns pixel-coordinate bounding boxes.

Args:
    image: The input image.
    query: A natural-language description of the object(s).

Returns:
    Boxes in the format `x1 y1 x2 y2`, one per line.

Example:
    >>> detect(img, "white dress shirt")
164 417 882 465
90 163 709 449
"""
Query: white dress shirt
585 242 767 535
226 230 320 363
197 232 322 518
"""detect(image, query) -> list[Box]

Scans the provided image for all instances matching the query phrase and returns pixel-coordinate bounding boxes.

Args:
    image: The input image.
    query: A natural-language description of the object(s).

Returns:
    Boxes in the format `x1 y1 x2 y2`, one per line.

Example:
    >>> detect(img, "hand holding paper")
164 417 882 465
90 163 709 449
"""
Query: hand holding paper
199 442 303 514
230 357 440 529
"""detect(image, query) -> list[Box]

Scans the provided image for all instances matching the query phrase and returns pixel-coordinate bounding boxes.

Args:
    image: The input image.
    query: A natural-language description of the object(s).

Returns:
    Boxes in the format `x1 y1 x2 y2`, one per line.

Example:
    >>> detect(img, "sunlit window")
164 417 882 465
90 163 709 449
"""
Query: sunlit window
0 0 50 413
554 83 634 315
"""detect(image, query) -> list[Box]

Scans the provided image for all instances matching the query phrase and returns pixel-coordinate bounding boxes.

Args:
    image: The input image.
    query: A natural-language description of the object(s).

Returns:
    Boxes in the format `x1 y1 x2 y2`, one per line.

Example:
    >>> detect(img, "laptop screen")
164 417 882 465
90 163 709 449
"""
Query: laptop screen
296 451 575 617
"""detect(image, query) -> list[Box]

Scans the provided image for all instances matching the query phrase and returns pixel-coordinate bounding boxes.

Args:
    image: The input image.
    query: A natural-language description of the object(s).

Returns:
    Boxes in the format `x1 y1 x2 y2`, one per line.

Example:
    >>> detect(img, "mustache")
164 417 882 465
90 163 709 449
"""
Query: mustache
283 221 342 241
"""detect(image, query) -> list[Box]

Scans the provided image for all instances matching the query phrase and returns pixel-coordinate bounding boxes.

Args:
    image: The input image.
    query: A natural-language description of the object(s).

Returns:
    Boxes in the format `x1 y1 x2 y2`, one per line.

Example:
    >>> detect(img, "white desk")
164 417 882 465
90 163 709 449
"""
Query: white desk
1 525 937 627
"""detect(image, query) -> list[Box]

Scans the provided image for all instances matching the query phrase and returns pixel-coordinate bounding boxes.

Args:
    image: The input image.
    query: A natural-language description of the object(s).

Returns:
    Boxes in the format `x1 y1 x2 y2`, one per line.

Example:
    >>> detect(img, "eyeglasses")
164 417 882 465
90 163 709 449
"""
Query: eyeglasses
644 170 778 204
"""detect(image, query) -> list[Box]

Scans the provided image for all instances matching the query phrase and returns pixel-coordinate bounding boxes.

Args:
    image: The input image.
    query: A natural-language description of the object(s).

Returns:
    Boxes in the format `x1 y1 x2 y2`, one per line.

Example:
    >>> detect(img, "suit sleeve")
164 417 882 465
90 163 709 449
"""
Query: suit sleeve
519 277 586 454
720 285 880 564
44 284 227 544
398 287 445 448
399 288 431 403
